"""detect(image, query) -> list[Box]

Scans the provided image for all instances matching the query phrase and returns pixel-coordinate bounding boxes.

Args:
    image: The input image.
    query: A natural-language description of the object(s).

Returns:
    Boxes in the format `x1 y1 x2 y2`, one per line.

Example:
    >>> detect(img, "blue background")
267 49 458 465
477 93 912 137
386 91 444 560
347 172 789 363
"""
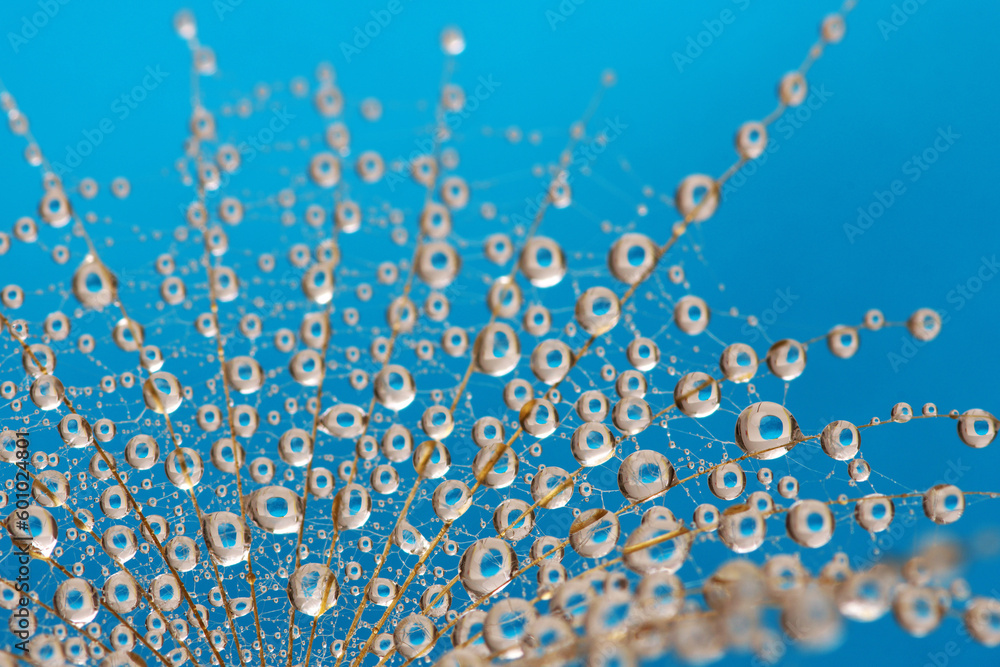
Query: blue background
1 1 999 665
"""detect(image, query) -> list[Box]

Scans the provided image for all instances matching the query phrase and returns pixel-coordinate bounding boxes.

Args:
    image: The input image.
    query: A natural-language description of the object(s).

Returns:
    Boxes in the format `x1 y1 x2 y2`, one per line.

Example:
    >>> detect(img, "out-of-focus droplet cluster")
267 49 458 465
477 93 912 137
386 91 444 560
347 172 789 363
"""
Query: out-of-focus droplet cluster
0 5 997 667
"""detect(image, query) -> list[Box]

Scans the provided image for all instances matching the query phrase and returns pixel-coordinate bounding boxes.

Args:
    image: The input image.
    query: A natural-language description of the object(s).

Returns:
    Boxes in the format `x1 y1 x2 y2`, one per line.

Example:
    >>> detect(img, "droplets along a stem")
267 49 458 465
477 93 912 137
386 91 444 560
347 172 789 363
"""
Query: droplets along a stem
1 2 999 666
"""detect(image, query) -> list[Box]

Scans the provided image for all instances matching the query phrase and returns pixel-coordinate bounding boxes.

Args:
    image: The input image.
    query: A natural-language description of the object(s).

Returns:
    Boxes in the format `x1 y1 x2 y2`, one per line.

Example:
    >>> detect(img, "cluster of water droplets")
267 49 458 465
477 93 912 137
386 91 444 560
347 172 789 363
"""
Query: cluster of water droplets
0 3 998 666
